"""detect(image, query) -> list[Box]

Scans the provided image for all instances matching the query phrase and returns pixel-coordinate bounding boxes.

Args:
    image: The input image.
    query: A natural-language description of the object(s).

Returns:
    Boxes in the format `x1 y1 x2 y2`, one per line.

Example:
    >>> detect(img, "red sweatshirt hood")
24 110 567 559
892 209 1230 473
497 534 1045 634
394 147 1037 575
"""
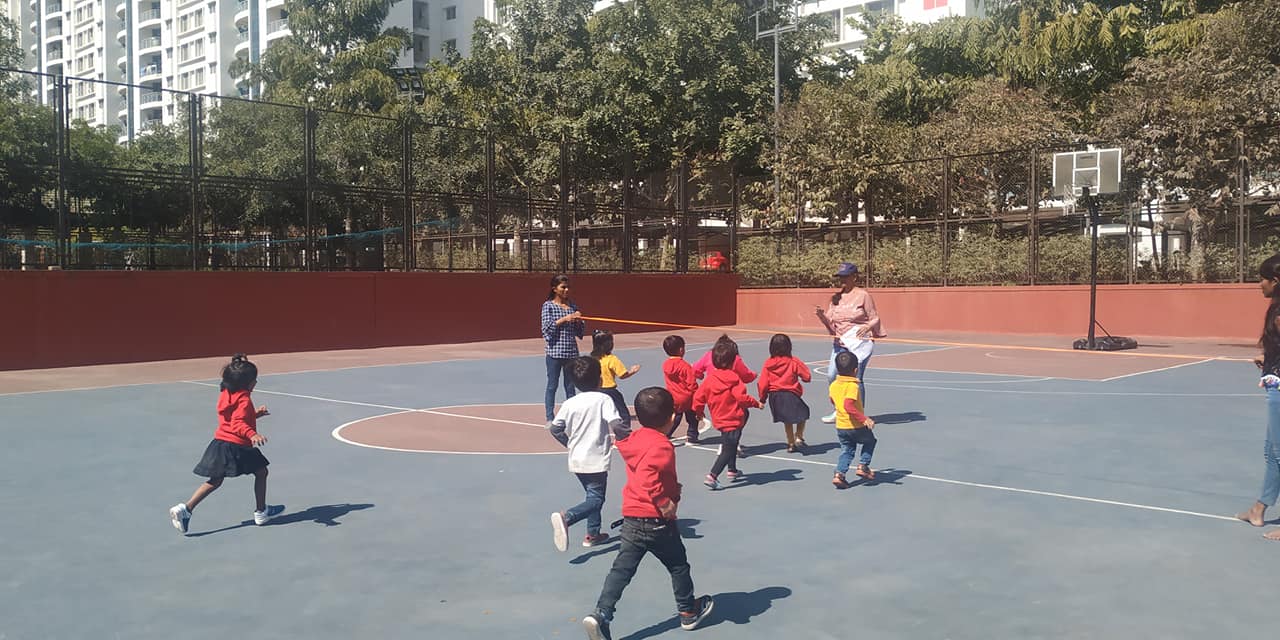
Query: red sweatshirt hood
701 367 745 394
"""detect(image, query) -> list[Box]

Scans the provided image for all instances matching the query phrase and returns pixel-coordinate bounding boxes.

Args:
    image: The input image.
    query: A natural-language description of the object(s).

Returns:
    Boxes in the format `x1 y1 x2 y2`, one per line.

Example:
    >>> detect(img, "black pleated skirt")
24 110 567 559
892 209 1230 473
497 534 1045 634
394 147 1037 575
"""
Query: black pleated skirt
192 439 269 478
767 390 810 424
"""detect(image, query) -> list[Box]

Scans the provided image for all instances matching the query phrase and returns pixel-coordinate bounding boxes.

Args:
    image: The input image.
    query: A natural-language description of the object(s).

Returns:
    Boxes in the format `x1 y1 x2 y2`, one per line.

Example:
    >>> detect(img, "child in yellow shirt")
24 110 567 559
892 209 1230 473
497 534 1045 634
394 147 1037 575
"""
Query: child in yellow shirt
593 330 641 427
828 351 876 489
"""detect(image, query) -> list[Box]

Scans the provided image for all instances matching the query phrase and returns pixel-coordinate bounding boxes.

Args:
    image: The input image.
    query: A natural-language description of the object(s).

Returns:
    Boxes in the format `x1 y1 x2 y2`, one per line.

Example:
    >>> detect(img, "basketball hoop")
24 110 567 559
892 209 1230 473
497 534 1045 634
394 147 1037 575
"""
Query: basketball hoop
1051 150 1138 352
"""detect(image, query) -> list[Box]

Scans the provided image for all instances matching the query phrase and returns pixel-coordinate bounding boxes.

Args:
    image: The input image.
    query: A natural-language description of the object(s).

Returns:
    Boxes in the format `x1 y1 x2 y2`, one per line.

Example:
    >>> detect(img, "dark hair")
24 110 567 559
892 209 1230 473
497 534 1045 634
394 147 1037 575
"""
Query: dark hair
1261 255 1280 356
711 337 738 370
546 274 571 301
662 335 685 356
768 333 792 358
568 356 602 391
220 353 258 393
591 329 614 358
834 350 859 377
633 386 675 429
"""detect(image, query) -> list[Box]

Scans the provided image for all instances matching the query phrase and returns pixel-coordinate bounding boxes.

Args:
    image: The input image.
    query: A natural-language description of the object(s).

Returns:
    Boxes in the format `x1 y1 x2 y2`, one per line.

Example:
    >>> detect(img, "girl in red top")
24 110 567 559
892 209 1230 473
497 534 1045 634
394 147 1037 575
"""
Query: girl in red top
757 334 812 453
169 354 283 535
693 339 762 490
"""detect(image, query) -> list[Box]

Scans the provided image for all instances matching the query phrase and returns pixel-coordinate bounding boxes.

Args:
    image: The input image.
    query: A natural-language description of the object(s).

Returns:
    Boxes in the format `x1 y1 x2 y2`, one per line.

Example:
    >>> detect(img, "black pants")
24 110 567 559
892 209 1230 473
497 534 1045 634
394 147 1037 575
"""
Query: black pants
673 410 701 439
602 387 632 427
709 429 742 477
594 517 695 622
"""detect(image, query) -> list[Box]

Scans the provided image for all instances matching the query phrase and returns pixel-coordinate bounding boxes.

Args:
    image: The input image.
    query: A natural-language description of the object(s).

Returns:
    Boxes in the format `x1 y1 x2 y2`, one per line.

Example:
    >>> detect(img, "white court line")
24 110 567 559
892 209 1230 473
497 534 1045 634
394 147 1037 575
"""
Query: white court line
206 382 1242 522
873 376 1054 385
1098 358 1216 382
868 381 1255 397
331 413 561 456
686 446 1238 523
184 381 417 411
0 338 767 398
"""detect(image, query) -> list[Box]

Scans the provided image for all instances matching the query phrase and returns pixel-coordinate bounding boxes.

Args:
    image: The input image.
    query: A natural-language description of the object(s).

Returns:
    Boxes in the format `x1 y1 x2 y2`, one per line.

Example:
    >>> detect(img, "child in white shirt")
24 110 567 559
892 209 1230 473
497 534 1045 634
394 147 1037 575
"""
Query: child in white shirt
549 356 629 552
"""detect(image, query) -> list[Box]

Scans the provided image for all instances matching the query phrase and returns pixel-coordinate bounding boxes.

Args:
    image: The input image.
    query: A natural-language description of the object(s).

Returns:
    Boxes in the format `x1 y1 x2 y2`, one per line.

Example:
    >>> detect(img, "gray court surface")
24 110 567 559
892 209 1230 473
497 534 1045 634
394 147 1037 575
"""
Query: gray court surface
1 335 1274 640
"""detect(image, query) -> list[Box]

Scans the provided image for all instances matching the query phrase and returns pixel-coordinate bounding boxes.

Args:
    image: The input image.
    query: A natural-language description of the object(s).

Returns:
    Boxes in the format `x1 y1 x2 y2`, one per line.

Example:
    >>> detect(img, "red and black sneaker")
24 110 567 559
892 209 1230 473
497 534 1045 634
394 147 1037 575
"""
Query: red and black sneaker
679 595 715 630
582 532 611 548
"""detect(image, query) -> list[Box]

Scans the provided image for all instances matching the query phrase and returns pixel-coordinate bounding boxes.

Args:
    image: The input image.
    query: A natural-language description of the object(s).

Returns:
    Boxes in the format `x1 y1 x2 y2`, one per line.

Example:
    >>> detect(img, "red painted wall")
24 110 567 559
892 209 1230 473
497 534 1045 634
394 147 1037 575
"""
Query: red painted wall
738 283 1267 341
0 272 739 370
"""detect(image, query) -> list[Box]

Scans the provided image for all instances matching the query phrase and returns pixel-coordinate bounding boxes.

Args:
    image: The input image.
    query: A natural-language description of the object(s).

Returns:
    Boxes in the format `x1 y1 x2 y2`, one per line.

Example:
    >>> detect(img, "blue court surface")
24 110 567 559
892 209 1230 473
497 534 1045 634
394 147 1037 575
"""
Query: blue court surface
0 329 1274 640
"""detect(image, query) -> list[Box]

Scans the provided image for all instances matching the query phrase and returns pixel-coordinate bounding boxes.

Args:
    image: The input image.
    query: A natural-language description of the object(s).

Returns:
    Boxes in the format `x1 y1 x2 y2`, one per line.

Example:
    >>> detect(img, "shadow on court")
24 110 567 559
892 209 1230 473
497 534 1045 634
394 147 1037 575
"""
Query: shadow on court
835 468 912 489
187 503 375 537
720 468 804 490
619 586 793 639
871 411 927 425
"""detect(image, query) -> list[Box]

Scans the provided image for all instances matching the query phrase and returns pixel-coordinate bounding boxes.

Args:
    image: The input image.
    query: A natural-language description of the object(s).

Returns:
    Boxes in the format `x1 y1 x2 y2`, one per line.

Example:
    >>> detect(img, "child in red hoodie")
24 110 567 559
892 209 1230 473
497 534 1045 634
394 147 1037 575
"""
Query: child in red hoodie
169 354 283 535
582 387 714 640
757 334 813 453
661 335 703 444
693 338 763 490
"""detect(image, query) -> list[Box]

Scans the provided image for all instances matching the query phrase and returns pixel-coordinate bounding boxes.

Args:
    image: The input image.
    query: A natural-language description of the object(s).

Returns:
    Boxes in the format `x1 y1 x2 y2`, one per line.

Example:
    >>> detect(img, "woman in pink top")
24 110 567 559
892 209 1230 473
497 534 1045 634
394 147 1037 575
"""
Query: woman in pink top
815 262 885 423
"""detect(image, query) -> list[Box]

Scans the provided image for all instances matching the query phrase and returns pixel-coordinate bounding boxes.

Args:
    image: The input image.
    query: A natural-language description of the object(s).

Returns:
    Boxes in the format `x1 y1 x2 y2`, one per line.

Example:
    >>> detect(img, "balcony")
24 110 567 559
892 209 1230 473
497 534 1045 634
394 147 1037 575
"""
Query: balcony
116 54 126 69
29 19 38 34
47 3 62 13
116 83 127 96
138 8 162 23
140 117 163 132
265 0 284 8
115 2 125 18
117 28 126 44
139 63 162 78
28 0 36 10
46 25 62 37
46 46 63 61
139 90 163 105
139 36 162 50
266 18 289 36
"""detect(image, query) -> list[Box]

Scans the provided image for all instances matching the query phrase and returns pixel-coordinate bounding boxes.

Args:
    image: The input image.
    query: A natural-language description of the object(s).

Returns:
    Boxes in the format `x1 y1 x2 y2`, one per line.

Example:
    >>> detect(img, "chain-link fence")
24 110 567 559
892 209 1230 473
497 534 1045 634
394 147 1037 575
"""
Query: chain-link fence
4 67 1279 283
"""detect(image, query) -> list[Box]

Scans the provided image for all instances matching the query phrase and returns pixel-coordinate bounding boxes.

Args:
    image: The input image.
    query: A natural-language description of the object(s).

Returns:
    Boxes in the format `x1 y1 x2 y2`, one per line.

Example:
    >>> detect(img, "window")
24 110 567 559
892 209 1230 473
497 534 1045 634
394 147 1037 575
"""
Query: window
443 38 456 53
75 29 93 49
178 39 205 62
178 9 203 33
75 52 93 73
444 5 456 19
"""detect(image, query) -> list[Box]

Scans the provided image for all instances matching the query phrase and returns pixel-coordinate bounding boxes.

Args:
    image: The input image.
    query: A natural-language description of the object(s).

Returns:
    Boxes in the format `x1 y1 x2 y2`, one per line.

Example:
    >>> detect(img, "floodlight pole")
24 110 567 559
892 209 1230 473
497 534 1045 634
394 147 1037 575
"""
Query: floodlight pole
754 2 796 220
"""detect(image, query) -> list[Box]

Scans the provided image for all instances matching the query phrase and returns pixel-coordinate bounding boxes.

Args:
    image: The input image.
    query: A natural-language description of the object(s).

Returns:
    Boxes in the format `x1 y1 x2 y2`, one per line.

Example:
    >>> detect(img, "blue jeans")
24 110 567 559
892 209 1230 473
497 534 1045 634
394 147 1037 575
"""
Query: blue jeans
545 355 577 421
835 428 876 475
565 471 608 536
828 342 870 401
1260 389 1280 506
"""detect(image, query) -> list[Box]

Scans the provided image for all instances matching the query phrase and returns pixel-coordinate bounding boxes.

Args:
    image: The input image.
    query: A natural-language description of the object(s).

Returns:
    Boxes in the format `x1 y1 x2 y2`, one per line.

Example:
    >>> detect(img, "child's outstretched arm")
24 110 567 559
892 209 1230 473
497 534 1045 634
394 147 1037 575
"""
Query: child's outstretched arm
796 358 812 383
618 362 642 380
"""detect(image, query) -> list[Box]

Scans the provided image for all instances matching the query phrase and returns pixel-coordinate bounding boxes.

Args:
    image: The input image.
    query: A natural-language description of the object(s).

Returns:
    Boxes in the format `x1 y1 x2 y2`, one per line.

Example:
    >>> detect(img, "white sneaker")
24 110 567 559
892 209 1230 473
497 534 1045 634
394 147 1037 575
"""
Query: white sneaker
821 412 837 424
169 503 190 535
253 504 284 526
550 511 568 552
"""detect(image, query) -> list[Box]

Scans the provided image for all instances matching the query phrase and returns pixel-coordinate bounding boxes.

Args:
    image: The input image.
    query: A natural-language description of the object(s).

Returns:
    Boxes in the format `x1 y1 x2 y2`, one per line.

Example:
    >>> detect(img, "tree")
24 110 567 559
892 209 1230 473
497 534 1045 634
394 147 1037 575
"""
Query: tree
1097 0 1280 280
246 0 411 113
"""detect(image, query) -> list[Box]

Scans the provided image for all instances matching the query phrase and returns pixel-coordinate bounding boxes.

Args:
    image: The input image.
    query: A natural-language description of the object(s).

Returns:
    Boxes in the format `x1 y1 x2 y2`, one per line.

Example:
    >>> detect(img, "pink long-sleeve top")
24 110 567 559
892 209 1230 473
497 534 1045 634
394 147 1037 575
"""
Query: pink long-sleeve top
824 288 886 339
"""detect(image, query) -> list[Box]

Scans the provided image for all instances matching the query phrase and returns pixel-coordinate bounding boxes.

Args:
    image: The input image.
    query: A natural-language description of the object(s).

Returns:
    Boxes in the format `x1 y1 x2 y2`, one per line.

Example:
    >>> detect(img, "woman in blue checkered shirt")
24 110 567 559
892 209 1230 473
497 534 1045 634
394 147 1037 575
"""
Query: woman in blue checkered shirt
542 274 586 423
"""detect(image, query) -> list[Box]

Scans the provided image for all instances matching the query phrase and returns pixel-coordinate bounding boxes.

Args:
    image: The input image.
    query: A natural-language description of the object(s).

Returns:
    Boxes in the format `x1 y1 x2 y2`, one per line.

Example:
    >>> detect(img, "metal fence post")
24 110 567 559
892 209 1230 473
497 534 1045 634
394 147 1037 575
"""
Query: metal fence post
863 189 873 284
1028 150 1039 285
1238 132 1248 283
303 105 316 271
678 158 689 273
729 167 739 273
188 94 202 270
622 154 634 273
402 117 414 272
559 137 570 273
485 131 496 273
54 76 69 269
941 156 951 286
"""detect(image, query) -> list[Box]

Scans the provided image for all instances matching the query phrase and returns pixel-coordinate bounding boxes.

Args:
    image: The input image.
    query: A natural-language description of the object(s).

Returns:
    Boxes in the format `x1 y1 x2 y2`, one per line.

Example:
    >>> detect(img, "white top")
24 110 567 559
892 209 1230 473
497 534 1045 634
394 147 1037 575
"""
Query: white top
551 391 624 473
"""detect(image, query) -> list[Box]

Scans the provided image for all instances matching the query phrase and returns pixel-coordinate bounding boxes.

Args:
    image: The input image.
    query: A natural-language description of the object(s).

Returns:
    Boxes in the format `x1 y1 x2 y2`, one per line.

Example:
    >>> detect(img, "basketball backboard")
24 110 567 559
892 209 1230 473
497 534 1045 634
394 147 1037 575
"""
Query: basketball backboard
1053 148 1122 197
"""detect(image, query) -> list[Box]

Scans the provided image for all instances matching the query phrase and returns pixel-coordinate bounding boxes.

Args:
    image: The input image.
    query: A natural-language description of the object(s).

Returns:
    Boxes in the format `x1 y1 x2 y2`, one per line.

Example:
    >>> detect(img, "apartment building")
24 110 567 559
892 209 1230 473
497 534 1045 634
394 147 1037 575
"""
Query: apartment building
6 0 506 138
799 0 987 51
